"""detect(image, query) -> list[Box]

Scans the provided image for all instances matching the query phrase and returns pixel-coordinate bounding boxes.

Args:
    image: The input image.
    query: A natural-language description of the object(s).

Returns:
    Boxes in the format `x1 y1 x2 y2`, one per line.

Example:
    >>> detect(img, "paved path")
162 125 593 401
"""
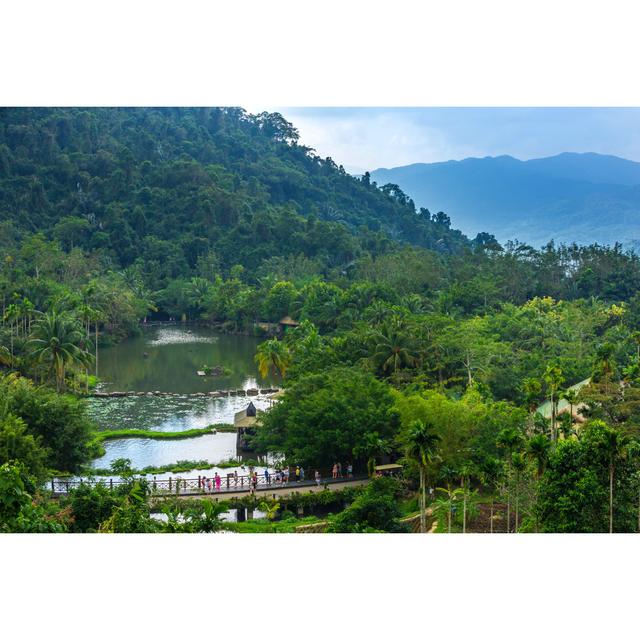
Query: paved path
151 477 369 502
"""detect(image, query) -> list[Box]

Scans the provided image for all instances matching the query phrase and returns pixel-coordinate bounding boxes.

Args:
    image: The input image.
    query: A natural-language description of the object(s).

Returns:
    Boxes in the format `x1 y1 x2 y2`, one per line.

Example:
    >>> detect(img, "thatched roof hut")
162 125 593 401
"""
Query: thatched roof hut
234 401 263 429
279 315 299 328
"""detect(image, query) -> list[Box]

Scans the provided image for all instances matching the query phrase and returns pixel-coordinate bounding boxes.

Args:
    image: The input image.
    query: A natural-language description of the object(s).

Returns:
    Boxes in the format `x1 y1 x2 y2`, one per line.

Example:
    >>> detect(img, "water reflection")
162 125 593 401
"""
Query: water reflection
96 325 276 393
87 325 278 469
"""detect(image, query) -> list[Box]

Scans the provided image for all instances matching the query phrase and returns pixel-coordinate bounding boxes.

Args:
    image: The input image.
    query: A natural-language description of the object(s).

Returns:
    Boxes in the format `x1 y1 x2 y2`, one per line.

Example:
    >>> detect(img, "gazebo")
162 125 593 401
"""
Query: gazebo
279 316 300 331
234 401 263 452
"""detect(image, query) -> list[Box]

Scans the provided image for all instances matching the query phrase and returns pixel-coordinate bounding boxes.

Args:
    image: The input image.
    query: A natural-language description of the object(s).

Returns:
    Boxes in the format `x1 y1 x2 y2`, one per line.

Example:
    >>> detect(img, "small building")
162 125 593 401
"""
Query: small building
374 463 403 477
279 316 300 331
536 377 590 424
234 401 263 452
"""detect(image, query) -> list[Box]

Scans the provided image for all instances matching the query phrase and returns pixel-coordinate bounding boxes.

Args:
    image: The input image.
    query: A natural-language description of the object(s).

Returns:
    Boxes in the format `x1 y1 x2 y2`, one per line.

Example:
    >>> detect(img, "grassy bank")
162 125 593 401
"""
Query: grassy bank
88 456 259 476
93 425 217 443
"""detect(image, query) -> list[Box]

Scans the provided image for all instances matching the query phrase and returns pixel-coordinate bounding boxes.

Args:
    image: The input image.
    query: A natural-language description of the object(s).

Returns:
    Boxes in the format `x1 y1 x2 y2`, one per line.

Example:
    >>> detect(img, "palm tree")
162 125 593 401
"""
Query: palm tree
594 343 616 394
497 427 522 532
526 433 549 532
185 277 213 318
3 303 20 360
354 431 391 478
459 461 475 533
602 427 628 533
526 434 550 481
631 331 640 365
543 365 565 442
402 419 441 533
511 452 527 532
370 318 419 377
560 388 579 429
255 338 291 379
27 311 92 391
478 457 503 534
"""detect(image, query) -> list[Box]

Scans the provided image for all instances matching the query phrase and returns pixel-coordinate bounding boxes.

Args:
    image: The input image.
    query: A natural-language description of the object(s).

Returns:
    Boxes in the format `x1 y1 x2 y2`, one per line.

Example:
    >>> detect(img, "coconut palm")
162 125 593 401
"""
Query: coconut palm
255 338 291 379
370 318 419 377
402 419 441 533
26 311 93 391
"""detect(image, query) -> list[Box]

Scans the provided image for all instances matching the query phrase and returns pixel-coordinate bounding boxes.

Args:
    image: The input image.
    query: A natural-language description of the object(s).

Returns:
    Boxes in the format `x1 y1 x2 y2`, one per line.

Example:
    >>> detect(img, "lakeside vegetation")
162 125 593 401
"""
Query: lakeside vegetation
3 108 640 532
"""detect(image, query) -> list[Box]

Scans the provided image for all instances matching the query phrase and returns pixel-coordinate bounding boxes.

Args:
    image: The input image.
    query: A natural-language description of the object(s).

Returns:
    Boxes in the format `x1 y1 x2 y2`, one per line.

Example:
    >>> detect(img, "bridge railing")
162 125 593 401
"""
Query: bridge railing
49 472 364 497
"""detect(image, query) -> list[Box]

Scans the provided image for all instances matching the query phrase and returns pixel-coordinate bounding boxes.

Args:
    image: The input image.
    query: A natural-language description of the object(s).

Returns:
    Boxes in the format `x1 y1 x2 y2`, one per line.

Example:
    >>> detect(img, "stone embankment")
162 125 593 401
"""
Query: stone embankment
92 388 281 398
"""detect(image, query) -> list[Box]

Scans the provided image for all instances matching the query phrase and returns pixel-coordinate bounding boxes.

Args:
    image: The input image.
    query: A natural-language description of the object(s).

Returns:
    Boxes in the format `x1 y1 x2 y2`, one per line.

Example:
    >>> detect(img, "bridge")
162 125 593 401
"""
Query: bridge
49 473 370 500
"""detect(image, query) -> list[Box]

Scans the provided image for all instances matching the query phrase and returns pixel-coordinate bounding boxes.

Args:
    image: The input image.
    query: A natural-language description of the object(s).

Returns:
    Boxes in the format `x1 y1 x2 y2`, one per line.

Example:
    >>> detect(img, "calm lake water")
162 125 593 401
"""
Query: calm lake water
87 325 278 472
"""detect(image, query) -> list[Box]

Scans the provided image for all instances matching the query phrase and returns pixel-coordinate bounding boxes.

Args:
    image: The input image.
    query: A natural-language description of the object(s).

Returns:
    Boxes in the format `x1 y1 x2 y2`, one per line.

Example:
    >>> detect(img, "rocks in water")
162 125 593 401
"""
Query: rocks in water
92 386 279 398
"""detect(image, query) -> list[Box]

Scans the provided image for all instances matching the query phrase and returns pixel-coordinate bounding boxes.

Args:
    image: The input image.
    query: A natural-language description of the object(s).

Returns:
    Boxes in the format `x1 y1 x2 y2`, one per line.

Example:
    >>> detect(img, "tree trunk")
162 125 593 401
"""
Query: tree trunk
490 499 494 534
419 466 426 533
609 463 614 534
95 321 99 377
462 484 467 534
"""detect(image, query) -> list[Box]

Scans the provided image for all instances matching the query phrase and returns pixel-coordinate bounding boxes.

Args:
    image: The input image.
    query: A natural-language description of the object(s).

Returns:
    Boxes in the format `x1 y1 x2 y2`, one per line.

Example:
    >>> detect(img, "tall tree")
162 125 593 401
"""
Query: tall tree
255 338 291 379
402 419 441 533
27 311 92 391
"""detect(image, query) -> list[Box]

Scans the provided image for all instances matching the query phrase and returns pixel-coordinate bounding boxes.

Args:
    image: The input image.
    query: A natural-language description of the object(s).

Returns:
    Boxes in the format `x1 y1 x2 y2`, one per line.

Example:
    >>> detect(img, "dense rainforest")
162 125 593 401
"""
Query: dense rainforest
3 107 640 533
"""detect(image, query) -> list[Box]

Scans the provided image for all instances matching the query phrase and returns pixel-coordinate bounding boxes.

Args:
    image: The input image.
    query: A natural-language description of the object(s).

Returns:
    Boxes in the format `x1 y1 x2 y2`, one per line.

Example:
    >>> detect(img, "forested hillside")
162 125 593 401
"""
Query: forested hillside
0 107 468 287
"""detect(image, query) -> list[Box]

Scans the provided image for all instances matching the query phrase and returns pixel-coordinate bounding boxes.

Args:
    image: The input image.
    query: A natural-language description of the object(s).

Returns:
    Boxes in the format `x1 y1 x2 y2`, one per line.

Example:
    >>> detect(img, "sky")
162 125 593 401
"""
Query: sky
276 107 640 175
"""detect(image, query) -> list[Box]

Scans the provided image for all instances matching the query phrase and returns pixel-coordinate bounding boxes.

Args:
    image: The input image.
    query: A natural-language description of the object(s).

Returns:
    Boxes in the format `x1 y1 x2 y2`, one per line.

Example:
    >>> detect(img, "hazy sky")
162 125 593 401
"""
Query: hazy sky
277 107 640 174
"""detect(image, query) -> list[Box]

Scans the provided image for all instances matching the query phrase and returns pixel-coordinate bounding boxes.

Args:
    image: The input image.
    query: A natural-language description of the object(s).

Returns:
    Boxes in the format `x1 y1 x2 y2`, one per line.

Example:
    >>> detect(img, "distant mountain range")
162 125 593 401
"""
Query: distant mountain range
371 152 640 248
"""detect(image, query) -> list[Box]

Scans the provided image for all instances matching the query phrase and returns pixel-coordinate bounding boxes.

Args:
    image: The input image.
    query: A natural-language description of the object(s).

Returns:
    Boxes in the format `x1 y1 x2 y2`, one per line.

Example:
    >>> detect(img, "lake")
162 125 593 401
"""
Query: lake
87 325 278 472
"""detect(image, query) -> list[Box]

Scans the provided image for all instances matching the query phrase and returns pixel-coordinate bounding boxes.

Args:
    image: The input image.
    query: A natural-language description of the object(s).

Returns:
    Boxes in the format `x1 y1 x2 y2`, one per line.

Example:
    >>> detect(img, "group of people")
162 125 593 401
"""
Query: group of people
196 462 352 495
199 472 222 492
331 462 353 479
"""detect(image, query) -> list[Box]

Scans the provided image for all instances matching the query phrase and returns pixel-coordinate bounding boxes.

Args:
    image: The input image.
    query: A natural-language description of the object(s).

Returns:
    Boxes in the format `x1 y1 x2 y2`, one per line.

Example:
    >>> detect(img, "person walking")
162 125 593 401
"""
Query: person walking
347 463 353 479
206 477 212 492
252 471 258 493
295 466 301 482
214 472 221 491
284 467 290 485
264 468 270 485
315 470 321 486
337 462 342 478
234 470 238 486
300 467 305 483
332 463 338 479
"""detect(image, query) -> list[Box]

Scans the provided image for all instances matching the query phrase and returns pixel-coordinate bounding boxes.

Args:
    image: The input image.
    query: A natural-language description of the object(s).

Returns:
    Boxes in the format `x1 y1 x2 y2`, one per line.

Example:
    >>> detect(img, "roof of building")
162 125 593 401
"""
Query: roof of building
536 377 591 420
279 315 300 326
234 401 263 429
374 463 403 471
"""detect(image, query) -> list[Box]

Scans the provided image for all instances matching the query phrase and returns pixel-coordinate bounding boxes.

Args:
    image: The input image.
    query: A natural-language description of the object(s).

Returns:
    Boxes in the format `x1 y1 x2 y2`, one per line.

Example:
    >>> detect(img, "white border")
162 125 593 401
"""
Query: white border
2 1 640 637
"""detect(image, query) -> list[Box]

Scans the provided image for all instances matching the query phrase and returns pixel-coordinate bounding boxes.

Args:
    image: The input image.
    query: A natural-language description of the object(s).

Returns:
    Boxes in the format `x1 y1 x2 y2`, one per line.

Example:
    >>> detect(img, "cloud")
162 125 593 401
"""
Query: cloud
276 107 640 172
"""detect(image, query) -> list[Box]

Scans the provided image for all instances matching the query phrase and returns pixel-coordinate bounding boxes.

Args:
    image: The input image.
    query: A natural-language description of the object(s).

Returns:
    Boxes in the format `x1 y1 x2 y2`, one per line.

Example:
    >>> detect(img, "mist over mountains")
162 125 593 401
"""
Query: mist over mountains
371 152 640 248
